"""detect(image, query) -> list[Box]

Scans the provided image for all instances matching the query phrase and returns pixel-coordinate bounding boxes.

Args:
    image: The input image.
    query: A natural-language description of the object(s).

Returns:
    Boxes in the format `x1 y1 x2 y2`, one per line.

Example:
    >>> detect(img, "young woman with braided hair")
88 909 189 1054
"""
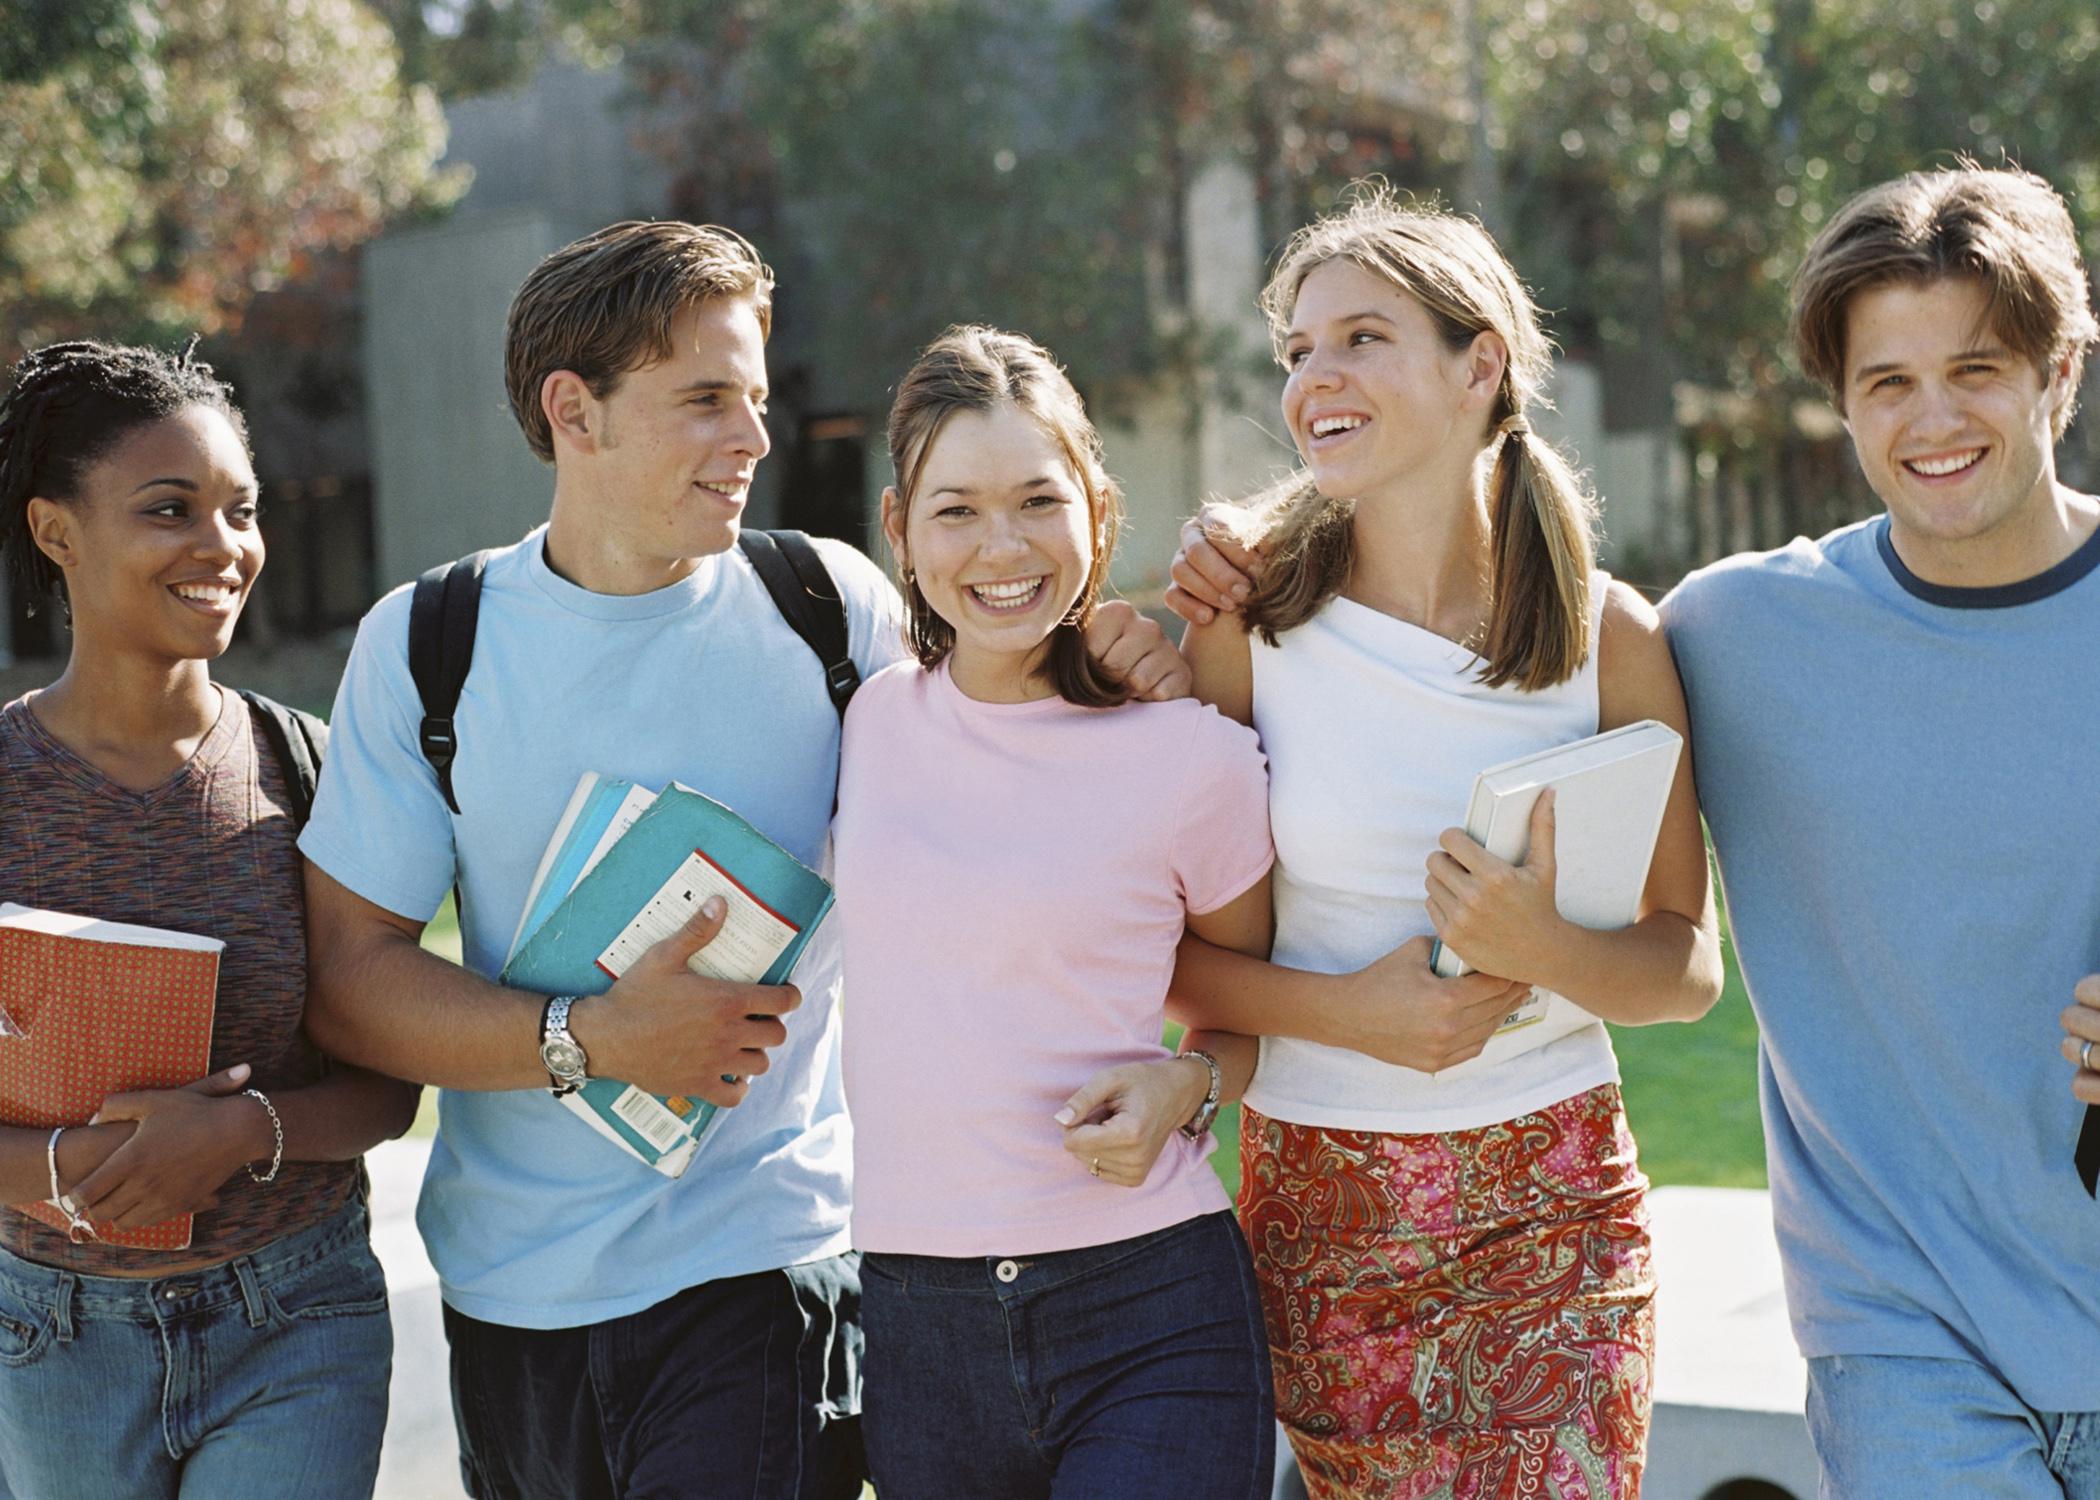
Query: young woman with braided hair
0 341 417 1499
1162 194 1724 1497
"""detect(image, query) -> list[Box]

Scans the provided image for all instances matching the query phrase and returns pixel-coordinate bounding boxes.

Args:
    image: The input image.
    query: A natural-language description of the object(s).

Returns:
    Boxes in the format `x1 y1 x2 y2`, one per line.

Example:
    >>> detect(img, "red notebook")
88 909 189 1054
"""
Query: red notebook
0 903 221 1251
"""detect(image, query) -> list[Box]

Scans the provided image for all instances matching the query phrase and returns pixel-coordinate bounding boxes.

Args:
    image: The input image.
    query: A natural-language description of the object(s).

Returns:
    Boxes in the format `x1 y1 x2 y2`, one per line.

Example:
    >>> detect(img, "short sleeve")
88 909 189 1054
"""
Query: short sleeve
297 588 461 923
1169 706 1274 915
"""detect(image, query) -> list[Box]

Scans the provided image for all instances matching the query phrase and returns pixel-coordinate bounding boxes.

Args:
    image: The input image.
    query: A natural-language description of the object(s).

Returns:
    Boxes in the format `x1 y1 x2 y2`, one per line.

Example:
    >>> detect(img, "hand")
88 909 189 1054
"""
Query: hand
1424 791 1567 989
1083 600 1191 701
1322 936 1535 1072
1055 1057 1210 1187
2061 974 2100 1105
578 895 802 1107
69 1063 267 1230
1164 507 1263 626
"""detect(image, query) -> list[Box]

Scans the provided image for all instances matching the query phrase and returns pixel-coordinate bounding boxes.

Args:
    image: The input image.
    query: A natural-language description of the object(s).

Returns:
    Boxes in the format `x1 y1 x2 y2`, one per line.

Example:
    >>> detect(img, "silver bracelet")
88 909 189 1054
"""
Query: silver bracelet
242 1087 284 1184
45 1126 97 1243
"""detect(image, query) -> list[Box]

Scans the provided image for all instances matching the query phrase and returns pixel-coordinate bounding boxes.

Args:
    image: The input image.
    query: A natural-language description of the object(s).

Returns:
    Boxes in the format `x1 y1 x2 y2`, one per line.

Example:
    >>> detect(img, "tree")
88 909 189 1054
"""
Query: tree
0 0 461 354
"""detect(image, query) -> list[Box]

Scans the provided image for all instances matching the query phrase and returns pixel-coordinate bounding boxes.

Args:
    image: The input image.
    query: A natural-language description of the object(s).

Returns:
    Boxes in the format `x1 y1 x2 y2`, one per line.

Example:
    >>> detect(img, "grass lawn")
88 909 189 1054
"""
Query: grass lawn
414 897 1768 1189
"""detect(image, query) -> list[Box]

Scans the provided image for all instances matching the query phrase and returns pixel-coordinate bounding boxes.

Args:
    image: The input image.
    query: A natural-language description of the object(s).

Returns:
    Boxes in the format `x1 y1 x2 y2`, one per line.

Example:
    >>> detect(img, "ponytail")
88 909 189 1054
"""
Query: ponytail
1477 418 1597 690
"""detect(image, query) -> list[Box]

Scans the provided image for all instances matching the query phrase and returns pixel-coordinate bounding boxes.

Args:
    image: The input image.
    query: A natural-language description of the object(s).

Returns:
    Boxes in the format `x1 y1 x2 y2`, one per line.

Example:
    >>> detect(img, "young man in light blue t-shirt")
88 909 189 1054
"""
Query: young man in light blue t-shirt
1663 168 2100 1497
297 222 1189 1498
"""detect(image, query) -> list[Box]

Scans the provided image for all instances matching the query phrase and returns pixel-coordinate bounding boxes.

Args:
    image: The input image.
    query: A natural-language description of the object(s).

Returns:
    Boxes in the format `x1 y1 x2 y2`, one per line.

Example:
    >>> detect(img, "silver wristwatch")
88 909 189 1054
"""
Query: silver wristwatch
1178 1049 1223 1140
539 995 589 1096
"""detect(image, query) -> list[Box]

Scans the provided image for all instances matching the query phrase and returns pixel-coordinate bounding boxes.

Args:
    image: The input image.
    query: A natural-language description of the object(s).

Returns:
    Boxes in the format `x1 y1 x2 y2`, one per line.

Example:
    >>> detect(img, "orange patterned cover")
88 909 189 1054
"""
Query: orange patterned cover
0 908 220 1251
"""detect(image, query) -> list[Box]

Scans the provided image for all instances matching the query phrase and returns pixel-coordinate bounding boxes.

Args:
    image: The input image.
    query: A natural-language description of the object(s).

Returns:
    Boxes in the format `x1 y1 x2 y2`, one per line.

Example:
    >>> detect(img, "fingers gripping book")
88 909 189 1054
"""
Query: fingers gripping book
502 776 835 1177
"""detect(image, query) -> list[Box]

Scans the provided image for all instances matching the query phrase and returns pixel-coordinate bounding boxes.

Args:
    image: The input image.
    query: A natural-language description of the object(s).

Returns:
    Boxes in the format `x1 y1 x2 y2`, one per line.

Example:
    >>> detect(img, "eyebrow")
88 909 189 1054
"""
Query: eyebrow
930 475 1063 498
128 476 259 498
1286 310 1397 340
672 378 766 398
1853 346 2010 381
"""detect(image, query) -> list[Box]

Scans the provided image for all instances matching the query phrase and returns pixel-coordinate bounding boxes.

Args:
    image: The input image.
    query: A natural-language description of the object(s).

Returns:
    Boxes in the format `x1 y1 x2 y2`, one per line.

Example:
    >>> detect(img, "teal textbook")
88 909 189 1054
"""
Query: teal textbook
503 775 835 1176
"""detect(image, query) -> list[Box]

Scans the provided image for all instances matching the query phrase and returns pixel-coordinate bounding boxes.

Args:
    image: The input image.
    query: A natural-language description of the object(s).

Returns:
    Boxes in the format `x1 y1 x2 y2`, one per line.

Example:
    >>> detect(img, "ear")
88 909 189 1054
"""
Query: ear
25 497 80 572
1461 330 1509 411
541 370 601 457
879 486 907 565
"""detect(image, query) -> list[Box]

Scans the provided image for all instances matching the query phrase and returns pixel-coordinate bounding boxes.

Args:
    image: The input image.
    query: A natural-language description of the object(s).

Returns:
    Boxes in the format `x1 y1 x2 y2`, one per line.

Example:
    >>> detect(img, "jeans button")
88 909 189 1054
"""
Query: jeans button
162 1282 197 1300
994 1259 1020 1284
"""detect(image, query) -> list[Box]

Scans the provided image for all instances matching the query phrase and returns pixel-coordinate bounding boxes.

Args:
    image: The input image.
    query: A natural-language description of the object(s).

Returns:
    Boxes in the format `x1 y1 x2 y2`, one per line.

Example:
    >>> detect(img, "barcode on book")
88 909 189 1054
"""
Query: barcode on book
610 1087 690 1154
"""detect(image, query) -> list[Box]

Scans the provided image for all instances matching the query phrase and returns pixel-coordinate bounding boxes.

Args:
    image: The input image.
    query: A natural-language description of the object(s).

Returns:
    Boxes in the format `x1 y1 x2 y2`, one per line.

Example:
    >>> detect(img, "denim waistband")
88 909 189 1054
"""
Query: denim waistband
861 1209 1236 1295
0 1196 372 1321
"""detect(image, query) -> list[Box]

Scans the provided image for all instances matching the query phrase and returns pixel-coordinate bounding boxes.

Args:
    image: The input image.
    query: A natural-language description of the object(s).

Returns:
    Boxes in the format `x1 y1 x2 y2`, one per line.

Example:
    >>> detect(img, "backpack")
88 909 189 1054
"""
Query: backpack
406 529 861 815
237 689 328 831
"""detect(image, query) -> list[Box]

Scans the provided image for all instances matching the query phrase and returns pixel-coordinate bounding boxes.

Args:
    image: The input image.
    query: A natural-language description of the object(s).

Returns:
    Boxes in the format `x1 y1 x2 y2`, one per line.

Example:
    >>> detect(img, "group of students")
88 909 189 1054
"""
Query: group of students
0 158 2095 1500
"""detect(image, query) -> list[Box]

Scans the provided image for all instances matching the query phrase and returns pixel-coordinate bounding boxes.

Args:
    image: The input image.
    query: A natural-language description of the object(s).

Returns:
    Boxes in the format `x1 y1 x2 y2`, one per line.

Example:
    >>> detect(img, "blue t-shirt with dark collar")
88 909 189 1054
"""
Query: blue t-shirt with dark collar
301 526 905 1329
1664 513 2100 1411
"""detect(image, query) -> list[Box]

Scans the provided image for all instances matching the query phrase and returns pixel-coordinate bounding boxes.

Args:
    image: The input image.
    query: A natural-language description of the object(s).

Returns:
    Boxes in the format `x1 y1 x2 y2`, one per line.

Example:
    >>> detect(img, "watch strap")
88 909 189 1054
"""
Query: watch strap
1177 1049 1223 1140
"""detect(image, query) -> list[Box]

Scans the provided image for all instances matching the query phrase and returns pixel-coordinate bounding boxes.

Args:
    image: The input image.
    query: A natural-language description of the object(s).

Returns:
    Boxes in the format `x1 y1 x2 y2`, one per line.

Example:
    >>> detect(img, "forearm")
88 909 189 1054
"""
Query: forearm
1183 1028 1257 1105
0 1123 129 1204
306 921 550 1091
1168 934 1355 1049
252 1064 422 1164
1528 912 1722 1026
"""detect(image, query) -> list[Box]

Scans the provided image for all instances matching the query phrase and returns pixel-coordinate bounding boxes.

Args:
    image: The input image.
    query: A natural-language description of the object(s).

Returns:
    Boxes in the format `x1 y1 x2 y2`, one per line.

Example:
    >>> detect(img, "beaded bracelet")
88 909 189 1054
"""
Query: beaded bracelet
242 1087 284 1184
44 1127 97 1243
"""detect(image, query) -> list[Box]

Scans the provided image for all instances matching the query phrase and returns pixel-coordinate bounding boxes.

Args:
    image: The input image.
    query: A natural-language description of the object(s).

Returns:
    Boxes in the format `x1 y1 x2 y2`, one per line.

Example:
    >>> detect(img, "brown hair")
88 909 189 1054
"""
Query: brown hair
885 325 1129 708
1792 166 2098 438
504 220 775 463
1238 189 1598 692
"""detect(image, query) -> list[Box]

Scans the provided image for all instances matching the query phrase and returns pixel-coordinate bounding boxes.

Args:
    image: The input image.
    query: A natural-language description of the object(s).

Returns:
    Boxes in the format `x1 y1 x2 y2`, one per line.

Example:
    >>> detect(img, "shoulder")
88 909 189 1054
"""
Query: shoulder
1598 577 1666 666
1662 520 1876 636
808 536 902 620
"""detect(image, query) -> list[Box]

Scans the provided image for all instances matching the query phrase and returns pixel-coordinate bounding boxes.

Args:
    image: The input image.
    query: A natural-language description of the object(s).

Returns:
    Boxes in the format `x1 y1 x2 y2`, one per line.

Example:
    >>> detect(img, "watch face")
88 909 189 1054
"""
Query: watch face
542 1038 587 1080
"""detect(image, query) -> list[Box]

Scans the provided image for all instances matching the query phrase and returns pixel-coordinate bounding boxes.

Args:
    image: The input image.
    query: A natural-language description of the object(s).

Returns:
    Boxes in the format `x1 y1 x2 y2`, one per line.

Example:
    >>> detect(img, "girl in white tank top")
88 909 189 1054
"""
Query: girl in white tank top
1171 191 1723 1500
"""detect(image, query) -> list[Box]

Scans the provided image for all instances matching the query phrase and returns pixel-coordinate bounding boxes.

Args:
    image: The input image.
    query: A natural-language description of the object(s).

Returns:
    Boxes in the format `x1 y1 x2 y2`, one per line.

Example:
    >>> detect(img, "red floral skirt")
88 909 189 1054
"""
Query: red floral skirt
1238 1084 1655 1500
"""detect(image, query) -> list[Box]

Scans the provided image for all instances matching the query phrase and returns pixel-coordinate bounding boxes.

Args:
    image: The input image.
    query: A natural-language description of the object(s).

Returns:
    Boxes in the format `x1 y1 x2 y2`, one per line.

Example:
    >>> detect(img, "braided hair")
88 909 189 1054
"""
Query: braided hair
0 340 249 609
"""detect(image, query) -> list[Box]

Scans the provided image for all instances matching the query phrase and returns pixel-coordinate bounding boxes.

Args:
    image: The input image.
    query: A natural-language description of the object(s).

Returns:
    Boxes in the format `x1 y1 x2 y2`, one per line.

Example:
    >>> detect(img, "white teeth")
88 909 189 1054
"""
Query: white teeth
969 578 1043 609
1905 449 1983 477
1311 415 1367 438
172 583 234 602
697 481 744 496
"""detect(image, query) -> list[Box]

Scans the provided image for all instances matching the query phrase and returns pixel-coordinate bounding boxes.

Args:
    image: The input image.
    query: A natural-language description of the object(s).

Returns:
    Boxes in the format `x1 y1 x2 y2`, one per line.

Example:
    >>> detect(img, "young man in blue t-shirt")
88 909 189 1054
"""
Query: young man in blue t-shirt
1165 166 2100 1496
298 221 1189 1498
1661 167 2100 1497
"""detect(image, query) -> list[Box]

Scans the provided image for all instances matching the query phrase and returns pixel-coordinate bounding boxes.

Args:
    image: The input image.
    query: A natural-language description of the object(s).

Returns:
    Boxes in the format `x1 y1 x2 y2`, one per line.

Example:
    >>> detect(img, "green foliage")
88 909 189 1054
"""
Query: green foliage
0 0 462 353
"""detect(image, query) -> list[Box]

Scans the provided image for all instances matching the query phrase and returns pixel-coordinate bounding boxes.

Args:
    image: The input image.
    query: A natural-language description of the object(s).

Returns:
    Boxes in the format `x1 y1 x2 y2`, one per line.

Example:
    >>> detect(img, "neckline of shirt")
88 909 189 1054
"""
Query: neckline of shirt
932 657 1082 716
3 684 243 805
1874 511 2100 610
521 526 725 621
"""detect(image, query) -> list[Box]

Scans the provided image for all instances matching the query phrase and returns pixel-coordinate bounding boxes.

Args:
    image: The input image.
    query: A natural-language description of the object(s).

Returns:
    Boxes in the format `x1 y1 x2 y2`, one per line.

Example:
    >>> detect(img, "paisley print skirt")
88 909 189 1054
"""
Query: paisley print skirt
1238 1084 1655 1500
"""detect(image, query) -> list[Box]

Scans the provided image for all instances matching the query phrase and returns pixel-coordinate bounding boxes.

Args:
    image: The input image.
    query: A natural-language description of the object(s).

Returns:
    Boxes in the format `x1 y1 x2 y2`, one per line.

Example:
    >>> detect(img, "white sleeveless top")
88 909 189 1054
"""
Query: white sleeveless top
1242 570 1621 1133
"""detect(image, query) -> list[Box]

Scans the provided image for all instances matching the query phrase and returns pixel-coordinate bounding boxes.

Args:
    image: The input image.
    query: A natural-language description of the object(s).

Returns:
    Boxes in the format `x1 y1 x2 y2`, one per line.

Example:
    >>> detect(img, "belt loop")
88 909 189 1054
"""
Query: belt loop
232 1258 268 1329
51 1272 76 1343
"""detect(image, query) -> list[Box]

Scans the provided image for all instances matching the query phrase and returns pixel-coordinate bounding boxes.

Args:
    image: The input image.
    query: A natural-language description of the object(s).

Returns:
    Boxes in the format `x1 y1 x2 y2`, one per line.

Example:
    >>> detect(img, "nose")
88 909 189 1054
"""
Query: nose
1910 376 1965 438
979 510 1030 559
194 509 243 564
731 399 770 462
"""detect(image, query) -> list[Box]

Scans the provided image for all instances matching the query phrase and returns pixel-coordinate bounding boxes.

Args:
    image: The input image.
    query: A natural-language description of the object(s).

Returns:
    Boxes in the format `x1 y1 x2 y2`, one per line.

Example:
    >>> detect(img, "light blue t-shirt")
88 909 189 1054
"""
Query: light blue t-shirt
1664 514 2100 1410
301 525 906 1328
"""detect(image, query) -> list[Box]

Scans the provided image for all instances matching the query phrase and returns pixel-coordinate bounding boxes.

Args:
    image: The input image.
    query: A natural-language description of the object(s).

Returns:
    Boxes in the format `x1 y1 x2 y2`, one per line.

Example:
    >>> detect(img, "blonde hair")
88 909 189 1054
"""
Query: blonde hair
1792 166 2098 439
885 325 1128 708
1240 189 1598 692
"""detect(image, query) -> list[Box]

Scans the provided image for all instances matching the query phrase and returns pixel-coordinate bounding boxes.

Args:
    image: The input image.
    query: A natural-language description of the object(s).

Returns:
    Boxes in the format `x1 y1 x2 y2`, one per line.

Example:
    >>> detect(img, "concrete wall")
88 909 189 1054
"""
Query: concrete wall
363 211 568 589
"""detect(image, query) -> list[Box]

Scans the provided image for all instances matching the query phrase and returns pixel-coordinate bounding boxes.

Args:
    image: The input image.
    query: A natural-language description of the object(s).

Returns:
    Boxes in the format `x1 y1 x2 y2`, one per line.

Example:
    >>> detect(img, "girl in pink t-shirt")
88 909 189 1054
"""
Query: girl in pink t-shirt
832 326 1276 1498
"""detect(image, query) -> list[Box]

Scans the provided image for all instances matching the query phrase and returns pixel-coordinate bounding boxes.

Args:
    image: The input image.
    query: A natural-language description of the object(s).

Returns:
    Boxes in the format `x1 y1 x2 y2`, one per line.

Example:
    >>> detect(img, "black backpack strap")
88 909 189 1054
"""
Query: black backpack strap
239 689 328 832
407 550 493 815
736 529 860 720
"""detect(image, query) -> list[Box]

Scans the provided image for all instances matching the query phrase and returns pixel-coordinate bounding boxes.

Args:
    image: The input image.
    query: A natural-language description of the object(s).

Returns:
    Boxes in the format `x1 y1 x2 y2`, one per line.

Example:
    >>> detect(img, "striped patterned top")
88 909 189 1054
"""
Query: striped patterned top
0 690 356 1275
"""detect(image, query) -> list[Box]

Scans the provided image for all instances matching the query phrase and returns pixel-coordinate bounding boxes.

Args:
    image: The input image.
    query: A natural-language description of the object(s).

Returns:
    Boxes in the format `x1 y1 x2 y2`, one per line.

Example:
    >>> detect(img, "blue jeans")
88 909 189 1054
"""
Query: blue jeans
0 1198 392 1500
861 1210 1274 1500
1807 1354 2100 1499
443 1253 865 1500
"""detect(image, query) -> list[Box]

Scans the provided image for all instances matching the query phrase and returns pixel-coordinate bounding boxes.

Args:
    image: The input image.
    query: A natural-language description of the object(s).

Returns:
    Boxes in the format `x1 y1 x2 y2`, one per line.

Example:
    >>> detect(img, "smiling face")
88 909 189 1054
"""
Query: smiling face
883 401 1097 701
30 404 262 662
1281 257 1495 504
567 293 771 567
1841 276 2071 579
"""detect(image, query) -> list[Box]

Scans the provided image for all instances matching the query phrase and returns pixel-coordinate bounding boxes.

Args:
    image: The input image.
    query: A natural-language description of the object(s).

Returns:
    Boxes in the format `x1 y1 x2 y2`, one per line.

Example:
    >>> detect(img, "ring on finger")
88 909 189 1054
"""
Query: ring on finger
1089 1156 1102 1178
2083 1038 2095 1073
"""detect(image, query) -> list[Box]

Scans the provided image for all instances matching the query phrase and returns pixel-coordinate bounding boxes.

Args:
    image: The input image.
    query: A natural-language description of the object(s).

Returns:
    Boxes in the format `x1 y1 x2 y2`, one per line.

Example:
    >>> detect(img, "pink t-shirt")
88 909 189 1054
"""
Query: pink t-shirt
834 660 1273 1256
